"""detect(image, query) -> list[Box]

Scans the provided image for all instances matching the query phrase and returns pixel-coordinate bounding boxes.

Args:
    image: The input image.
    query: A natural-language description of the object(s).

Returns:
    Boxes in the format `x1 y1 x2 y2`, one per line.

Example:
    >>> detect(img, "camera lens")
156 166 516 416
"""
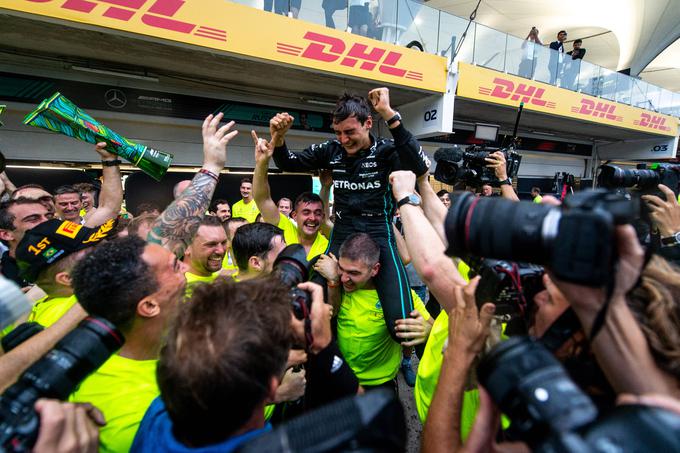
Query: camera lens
445 192 556 265
598 165 659 190
477 337 597 447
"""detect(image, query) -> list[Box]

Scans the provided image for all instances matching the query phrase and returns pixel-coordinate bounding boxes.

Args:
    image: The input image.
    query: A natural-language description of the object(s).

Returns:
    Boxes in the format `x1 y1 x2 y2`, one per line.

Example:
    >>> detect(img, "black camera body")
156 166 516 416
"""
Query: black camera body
0 317 123 452
479 336 680 452
445 189 637 287
433 145 522 188
273 244 313 320
464 257 544 324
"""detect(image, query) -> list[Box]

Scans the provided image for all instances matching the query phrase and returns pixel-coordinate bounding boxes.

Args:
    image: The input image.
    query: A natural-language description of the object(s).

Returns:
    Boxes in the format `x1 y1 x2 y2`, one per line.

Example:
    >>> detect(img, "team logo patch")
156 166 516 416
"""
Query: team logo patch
56 221 82 239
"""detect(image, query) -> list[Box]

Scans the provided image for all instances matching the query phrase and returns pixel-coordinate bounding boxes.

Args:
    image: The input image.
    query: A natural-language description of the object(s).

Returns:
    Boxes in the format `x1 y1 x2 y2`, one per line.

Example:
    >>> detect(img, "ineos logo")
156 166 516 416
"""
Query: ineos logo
104 89 127 109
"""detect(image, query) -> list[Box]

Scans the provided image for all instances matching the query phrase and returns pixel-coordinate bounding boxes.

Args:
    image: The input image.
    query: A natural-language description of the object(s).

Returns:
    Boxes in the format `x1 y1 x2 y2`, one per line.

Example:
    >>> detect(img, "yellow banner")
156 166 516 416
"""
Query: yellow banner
0 0 447 92
457 62 679 137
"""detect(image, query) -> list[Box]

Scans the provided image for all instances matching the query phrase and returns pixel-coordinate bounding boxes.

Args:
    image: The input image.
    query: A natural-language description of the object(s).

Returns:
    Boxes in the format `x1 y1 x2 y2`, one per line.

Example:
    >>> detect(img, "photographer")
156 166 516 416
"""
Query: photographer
485 151 519 202
642 183 680 265
131 278 333 451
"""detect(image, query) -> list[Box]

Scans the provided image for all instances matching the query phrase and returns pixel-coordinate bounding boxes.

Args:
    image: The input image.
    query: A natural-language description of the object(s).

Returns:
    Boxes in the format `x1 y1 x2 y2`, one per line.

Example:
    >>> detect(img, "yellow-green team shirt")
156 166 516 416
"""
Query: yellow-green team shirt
222 250 239 272
184 271 221 299
533 195 543 204
232 199 260 223
28 295 77 328
276 213 329 261
70 354 158 453
337 289 430 386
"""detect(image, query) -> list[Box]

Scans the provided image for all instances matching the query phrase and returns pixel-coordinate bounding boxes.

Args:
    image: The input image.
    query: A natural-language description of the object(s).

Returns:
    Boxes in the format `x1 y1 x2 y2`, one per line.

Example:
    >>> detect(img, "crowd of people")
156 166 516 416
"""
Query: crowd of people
0 86 679 453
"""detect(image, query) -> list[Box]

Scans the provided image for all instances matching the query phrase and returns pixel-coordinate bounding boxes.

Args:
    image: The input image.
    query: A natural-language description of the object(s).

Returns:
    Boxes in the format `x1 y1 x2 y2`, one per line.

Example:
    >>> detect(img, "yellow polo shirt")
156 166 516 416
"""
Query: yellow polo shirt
70 354 158 453
276 213 328 261
28 295 77 328
337 289 429 386
232 199 260 223
184 271 221 299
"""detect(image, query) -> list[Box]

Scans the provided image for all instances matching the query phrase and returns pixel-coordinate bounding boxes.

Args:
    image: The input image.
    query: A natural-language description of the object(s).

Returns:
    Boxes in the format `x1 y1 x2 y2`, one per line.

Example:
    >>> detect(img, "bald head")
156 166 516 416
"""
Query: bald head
173 180 192 199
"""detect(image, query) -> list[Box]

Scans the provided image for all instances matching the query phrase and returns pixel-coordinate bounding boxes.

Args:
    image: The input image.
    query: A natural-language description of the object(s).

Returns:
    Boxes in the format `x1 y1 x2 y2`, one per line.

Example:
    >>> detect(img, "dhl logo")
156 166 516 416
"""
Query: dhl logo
277 32 422 81
27 0 227 41
478 78 556 108
634 113 671 132
570 99 622 122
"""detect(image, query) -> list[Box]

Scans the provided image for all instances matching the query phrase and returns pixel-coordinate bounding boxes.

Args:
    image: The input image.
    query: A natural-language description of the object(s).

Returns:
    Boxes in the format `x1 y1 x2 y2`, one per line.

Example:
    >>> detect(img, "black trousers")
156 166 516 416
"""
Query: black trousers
327 216 414 342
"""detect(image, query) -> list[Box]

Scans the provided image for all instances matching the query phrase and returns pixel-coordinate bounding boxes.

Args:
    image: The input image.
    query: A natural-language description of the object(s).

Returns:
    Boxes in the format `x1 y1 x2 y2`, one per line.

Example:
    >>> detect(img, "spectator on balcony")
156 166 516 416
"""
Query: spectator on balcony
519 27 542 79
322 0 347 29
563 39 587 90
348 0 370 36
548 30 567 85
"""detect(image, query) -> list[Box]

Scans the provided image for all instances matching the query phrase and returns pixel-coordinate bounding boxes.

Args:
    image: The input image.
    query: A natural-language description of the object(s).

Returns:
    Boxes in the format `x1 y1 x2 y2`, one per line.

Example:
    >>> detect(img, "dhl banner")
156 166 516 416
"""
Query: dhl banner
457 62 679 137
0 0 448 93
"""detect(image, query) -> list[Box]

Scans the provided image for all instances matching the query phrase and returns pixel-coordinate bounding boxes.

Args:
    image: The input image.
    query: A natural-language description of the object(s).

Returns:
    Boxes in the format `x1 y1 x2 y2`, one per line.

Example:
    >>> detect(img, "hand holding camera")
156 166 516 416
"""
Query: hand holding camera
290 282 332 354
642 184 680 237
484 151 509 181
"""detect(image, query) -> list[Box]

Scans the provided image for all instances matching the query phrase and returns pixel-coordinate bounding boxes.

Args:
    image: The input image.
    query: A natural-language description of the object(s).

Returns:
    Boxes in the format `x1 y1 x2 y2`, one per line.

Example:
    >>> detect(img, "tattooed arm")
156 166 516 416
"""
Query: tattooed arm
147 113 238 256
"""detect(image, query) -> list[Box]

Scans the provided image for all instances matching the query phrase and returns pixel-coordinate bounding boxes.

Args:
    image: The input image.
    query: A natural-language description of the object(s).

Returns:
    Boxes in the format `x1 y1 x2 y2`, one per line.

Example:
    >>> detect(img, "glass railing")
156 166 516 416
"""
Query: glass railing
230 0 680 119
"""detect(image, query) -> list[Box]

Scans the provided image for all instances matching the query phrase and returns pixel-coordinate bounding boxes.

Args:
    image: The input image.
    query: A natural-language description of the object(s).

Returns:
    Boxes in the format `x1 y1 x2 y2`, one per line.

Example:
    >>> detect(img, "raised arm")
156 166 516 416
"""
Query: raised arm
390 171 466 312
417 173 448 243
147 113 237 256
84 143 123 228
368 87 430 177
485 151 519 202
318 169 334 238
251 131 281 225
270 112 329 172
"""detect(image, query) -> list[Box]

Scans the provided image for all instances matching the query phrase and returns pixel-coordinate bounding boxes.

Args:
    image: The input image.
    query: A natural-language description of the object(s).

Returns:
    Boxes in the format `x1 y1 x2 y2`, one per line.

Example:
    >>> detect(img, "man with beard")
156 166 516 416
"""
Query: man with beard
183 215 228 297
232 177 260 223
252 132 328 261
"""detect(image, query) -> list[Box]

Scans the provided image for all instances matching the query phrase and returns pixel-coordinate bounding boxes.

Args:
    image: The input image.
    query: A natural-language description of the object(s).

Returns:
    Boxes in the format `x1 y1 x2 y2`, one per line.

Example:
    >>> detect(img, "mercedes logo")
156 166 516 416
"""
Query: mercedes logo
104 89 127 109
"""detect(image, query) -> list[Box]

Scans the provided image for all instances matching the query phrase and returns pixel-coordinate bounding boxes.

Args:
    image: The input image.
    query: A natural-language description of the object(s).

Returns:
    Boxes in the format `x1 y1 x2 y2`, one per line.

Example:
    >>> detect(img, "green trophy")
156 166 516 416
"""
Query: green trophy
23 93 173 181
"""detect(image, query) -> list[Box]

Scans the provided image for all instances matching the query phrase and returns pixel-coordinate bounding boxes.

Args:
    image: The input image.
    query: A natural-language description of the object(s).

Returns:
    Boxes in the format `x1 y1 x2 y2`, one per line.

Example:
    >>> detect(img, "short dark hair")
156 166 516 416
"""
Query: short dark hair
157 277 291 446
198 215 223 229
136 202 161 216
53 185 80 197
0 198 48 231
223 217 248 241
339 233 380 266
232 223 283 271
127 213 158 238
209 199 230 214
72 236 159 331
73 183 97 194
531 187 541 194
436 189 449 198
558 30 567 35
574 39 582 44
240 177 252 185
332 93 372 125
294 192 323 211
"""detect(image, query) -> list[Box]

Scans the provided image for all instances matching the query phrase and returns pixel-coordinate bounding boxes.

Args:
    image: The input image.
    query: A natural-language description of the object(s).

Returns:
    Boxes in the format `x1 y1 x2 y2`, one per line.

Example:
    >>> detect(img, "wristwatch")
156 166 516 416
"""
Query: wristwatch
661 231 680 246
386 112 402 127
397 193 421 208
498 178 512 186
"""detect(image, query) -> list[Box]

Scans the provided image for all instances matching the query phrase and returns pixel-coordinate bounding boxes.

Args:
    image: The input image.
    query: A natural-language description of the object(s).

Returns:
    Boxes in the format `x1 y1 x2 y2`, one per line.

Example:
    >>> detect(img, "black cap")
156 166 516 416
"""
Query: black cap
16 218 117 282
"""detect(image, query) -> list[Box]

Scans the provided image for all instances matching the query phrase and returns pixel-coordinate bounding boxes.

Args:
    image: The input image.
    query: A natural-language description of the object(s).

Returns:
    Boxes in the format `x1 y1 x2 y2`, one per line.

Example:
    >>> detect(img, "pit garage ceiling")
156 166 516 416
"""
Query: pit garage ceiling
426 0 680 91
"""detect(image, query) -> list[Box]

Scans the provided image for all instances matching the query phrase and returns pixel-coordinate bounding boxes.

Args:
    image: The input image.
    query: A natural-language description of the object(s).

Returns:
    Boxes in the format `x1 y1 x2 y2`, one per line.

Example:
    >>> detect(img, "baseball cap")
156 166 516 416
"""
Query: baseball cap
16 218 117 282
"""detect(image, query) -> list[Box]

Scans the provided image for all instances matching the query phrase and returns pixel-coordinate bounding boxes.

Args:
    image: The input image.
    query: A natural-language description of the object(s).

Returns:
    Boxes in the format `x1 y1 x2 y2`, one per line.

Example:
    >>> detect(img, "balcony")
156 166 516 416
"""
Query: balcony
230 0 680 119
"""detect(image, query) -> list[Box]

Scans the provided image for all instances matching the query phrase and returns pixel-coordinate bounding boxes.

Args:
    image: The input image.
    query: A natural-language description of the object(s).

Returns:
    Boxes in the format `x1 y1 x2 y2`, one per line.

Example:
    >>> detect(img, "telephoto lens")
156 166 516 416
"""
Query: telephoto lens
598 164 659 191
444 190 636 286
0 317 124 452
477 336 597 450
273 244 313 320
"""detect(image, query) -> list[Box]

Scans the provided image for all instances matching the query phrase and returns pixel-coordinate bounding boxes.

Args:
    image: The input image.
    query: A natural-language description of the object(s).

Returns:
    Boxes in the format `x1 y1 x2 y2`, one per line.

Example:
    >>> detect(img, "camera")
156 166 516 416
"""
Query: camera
597 163 680 197
464 257 544 333
0 317 124 452
445 189 637 286
433 145 522 188
273 244 313 320
478 336 680 452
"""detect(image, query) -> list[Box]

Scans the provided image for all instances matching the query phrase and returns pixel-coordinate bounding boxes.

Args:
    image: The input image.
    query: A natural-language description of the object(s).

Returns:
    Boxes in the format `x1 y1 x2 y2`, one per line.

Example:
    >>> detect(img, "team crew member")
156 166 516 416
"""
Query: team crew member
182 216 228 297
269 88 430 340
232 177 260 223
16 219 116 327
278 197 293 218
531 186 543 203
209 199 232 221
331 233 432 391
252 133 328 261
221 216 248 275
230 222 286 281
